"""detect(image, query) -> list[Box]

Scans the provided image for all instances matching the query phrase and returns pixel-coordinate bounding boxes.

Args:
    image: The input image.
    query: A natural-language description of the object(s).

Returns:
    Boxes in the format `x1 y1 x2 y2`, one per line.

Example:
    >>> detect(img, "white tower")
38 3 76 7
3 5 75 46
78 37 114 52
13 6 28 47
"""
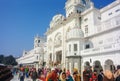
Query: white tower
34 35 41 48
65 0 91 17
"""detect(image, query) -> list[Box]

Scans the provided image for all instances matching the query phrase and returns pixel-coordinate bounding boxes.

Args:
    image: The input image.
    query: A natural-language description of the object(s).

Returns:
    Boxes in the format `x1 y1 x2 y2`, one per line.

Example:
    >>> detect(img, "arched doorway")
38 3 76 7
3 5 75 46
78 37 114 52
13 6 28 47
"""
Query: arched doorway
93 60 103 73
49 53 53 67
84 61 91 70
104 59 115 72
55 51 62 67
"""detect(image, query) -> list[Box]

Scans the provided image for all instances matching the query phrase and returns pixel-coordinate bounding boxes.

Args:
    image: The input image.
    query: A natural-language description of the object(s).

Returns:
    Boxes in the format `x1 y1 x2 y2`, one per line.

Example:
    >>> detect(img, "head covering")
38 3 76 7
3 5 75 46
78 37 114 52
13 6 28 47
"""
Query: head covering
60 72 66 81
117 65 120 70
100 69 103 72
73 72 77 75
73 68 78 73
104 70 113 79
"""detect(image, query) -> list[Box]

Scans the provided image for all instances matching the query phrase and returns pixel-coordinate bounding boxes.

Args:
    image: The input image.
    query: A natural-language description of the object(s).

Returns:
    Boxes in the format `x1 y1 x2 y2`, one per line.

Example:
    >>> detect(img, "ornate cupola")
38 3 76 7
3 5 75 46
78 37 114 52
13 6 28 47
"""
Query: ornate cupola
67 27 84 40
34 35 41 48
65 0 91 17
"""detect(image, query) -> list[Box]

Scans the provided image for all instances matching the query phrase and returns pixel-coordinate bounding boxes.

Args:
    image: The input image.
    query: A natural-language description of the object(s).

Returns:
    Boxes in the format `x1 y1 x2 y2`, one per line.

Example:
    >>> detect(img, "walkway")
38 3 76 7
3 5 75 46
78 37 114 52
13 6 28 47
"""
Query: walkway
11 75 34 81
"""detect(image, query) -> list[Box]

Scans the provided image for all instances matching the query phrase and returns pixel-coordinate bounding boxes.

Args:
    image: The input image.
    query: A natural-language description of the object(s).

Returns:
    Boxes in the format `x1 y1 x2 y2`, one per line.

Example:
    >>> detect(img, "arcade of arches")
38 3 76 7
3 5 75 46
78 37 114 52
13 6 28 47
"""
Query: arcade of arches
84 59 115 73
48 51 62 67
56 51 62 64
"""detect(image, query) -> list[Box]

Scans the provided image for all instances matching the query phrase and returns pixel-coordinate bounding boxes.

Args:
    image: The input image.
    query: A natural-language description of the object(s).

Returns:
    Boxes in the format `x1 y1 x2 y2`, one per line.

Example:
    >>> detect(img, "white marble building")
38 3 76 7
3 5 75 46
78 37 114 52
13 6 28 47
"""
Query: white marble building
46 0 120 73
16 36 46 70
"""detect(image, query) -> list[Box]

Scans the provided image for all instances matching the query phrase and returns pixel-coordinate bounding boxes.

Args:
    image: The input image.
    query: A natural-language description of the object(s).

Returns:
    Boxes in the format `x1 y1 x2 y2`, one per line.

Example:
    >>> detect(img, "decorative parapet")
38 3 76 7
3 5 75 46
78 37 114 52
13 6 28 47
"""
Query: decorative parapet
81 43 120 56
100 0 120 13
96 15 120 33
85 15 120 38
46 13 81 35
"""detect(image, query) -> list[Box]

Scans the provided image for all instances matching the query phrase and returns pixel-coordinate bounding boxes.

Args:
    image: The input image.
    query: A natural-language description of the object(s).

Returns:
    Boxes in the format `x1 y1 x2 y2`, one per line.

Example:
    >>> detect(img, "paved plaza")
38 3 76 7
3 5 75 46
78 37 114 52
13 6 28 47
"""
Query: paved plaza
11 75 41 81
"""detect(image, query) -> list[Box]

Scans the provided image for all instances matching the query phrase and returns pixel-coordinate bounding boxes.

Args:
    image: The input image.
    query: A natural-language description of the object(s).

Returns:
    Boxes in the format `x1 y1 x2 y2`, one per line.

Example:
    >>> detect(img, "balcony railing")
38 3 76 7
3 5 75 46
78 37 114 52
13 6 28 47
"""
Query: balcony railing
66 51 80 57
81 43 120 56
95 16 120 33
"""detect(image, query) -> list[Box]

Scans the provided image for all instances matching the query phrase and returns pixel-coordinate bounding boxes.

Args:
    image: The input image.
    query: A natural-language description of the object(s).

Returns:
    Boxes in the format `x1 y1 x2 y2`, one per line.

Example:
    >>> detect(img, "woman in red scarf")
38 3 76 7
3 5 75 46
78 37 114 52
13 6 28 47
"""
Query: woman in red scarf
89 70 97 81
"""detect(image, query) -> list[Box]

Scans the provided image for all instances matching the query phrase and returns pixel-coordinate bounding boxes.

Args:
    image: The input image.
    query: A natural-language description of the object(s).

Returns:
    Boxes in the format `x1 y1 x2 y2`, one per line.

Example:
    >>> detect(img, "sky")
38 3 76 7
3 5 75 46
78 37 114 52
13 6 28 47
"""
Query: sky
0 0 115 57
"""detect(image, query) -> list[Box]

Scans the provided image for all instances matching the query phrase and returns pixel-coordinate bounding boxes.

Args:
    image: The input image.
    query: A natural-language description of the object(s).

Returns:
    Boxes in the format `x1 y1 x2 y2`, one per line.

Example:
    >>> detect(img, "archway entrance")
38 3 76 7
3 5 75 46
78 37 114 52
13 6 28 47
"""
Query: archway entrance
84 61 91 70
93 60 102 73
49 53 53 66
56 51 62 65
104 59 115 72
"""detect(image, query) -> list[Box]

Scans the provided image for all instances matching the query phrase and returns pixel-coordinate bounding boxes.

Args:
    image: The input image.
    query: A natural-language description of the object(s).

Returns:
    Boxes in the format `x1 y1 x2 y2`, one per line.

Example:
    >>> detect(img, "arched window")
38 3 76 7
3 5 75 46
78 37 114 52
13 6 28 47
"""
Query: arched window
104 59 115 72
54 33 62 47
48 38 53 51
84 40 93 49
84 61 91 70
93 60 103 73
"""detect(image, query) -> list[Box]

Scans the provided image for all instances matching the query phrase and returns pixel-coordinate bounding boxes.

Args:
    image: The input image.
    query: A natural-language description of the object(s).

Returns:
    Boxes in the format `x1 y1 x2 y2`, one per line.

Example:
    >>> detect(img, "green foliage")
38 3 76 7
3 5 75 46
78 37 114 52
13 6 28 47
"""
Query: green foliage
0 55 4 63
0 55 18 66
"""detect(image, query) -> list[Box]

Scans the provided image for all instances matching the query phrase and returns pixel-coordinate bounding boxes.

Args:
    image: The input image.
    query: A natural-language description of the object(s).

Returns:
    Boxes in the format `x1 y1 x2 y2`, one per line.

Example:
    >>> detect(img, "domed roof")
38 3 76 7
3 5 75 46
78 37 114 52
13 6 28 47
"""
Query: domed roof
67 27 84 40
50 14 65 28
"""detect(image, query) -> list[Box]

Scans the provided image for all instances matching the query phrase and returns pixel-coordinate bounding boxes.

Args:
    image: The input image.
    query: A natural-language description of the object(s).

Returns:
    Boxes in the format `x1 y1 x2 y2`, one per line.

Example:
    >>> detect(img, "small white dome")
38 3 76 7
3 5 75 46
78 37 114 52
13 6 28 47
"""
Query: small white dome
67 27 84 39
50 14 65 28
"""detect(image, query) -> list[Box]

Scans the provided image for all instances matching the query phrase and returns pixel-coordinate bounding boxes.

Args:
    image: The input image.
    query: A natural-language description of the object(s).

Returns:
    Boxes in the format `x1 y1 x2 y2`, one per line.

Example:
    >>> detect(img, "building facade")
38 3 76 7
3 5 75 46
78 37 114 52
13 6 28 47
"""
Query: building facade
16 36 46 70
46 0 120 74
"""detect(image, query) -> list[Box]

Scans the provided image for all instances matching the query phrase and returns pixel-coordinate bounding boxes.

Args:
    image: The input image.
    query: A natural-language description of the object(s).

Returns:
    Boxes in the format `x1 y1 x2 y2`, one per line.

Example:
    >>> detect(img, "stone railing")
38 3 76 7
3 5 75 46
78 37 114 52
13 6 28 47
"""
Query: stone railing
95 16 120 33
66 51 80 57
81 43 120 56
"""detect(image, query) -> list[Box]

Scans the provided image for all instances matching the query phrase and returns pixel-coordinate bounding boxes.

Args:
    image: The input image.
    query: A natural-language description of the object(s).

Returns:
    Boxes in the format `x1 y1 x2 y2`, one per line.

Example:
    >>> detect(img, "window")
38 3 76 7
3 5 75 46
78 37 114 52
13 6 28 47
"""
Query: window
90 59 92 63
98 17 101 20
35 40 37 43
36 56 38 59
84 18 88 21
74 53 76 55
50 54 52 60
115 9 120 12
38 40 40 43
79 17 82 28
85 25 88 33
85 44 90 49
108 12 112 16
74 44 77 51
69 44 71 52
25 52 27 54
77 10 81 13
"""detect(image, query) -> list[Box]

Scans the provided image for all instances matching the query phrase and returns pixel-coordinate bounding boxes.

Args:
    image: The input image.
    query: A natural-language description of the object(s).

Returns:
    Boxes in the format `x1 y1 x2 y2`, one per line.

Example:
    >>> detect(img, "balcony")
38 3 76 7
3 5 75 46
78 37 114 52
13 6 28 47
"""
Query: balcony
81 43 120 56
95 16 120 33
66 51 80 57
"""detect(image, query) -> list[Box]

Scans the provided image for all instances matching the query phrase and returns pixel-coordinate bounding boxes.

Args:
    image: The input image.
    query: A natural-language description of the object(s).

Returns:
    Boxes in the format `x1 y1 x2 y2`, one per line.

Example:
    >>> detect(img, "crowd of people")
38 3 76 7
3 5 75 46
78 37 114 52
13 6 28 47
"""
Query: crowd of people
83 65 120 81
16 65 120 81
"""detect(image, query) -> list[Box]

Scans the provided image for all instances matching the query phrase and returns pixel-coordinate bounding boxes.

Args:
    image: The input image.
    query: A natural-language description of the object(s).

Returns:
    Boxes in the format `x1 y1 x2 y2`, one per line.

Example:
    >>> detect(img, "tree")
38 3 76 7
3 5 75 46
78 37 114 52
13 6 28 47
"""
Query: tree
0 55 4 63
0 55 18 65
